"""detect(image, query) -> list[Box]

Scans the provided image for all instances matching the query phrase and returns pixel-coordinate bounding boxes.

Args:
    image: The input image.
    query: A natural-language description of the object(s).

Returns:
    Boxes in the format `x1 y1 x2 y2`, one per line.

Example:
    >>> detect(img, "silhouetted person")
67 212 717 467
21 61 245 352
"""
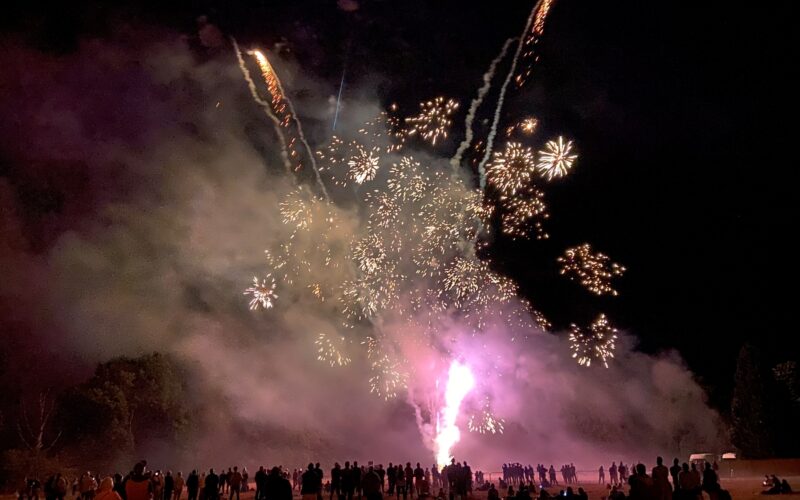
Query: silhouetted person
302 464 321 500
205 470 220 500
669 460 680 491
164 472 174 500
599 466 605 484
701 462 719 500
652 458 671 500
627 464 653 500
125 463 152 500
342 463 355 500
229 468 242 500
331 464 342 500
362 467 382 500
265 468 292 500
186 472 199 500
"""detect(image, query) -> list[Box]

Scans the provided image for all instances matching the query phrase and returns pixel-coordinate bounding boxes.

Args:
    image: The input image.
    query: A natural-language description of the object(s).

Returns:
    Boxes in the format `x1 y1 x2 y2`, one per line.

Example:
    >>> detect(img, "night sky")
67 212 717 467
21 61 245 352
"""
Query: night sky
1 0 789 414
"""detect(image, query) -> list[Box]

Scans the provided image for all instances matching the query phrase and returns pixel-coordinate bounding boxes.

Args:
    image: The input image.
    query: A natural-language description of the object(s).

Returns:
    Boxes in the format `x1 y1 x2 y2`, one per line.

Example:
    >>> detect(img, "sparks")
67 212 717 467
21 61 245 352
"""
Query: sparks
435 361 475 465
558 243 626 296
537 136 578 180
244 275 278 310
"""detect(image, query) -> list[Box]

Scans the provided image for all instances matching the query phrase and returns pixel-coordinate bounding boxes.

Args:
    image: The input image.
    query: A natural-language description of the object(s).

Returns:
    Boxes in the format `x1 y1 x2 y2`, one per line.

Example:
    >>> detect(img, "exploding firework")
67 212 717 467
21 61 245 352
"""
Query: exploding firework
388 157 428 202
487 142 537 196
347 145 381 184
237 9 611 463
280 187 317 230
569 314 618 368
500 184 549 239
558 243 626 296
468 398 506 435
315 332 352 367
365 337 408 400
537 136 578 180
406 97 459 146
244 275 278 310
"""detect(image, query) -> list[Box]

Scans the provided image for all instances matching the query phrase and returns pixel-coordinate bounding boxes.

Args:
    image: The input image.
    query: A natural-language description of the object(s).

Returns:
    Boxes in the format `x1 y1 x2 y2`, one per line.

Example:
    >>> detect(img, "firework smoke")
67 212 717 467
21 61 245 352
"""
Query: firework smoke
451 37 515 173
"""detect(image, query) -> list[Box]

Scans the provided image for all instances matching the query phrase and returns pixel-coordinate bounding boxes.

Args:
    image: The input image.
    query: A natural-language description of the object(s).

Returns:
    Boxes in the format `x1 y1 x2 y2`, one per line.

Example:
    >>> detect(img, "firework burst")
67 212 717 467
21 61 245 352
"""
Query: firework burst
315 332 352 367
558 243 626 296
537 136 578 180
347 145 381 184
244 275 278 310
487 142 537 196
569 314 618 368
405 97 459 146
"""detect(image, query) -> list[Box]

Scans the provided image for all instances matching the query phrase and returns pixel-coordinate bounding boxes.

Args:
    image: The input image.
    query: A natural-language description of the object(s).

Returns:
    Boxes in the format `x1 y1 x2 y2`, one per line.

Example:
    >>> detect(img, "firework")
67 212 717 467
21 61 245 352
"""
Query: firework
406 97 459 146
501 184 549 239
569 314 618 368
468 398 506 434
280 188 317 230
537 136 578 180
435 361 475 465
558 243 626 296
249 49 329 199
352 234 388 275
244 275 278 310
487 142 537 195
365 337 408 400
315 332 352 367
388 157 428 202
347 145 381 184
515 0 555 88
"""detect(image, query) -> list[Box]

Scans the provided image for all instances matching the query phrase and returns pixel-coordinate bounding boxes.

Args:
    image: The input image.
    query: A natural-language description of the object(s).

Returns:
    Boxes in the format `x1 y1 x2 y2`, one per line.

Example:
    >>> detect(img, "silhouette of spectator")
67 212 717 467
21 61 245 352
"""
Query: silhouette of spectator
265 467 292 500
302 464 321 500
651 457 671 500
599 466 605 484
669 460 680 491
229 468 242 500
125 463 152 500
609 463 618 487
205 470 219 500
362 467 382 500
186 472 199 500
627 464 653 500
164 472 174 500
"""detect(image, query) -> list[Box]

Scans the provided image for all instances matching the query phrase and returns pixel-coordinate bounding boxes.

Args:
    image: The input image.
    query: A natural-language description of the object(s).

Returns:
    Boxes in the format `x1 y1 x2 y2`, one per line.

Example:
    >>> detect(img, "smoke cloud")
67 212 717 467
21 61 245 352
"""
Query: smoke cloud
0 28 723 472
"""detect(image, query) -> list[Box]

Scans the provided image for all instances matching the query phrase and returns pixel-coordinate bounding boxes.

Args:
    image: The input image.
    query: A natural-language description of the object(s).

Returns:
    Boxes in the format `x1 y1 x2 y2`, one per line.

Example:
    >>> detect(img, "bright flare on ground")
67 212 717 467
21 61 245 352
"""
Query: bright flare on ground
435 361 476 466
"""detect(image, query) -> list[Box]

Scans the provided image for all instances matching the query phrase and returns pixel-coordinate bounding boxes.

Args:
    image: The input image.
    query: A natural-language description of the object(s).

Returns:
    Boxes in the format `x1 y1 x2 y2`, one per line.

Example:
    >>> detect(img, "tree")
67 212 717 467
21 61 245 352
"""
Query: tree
730 343 776 458
17 389 62 452
59 352 192 467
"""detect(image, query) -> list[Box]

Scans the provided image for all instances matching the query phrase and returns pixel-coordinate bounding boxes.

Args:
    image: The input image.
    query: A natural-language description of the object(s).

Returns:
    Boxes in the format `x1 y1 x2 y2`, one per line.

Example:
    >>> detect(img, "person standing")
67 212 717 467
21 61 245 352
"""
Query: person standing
125 464 151 500
229 468 242 500
163 472 174 500
331 464 342 500
174 473 185 500
302 464 321 500
205 470 220 500
652 458 672 500
599 466 605 484
186 472 199 500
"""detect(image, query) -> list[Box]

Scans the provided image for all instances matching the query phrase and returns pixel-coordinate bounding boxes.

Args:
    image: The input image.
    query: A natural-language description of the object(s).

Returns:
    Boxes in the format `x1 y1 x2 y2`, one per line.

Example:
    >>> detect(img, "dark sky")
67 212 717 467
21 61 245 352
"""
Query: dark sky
1 0 789 411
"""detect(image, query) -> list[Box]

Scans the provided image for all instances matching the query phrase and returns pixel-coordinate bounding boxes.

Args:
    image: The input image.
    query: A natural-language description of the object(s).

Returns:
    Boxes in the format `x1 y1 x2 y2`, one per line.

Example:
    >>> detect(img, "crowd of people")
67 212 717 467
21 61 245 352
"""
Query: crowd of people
16 455 749 500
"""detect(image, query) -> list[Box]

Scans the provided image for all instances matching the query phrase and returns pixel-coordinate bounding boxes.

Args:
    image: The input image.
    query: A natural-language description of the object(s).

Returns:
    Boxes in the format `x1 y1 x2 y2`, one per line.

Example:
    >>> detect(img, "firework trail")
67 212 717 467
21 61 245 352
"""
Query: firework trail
248 49 330 201
232 38 293 174
333 67 346 131
450 37 515 173
476 0 547 189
